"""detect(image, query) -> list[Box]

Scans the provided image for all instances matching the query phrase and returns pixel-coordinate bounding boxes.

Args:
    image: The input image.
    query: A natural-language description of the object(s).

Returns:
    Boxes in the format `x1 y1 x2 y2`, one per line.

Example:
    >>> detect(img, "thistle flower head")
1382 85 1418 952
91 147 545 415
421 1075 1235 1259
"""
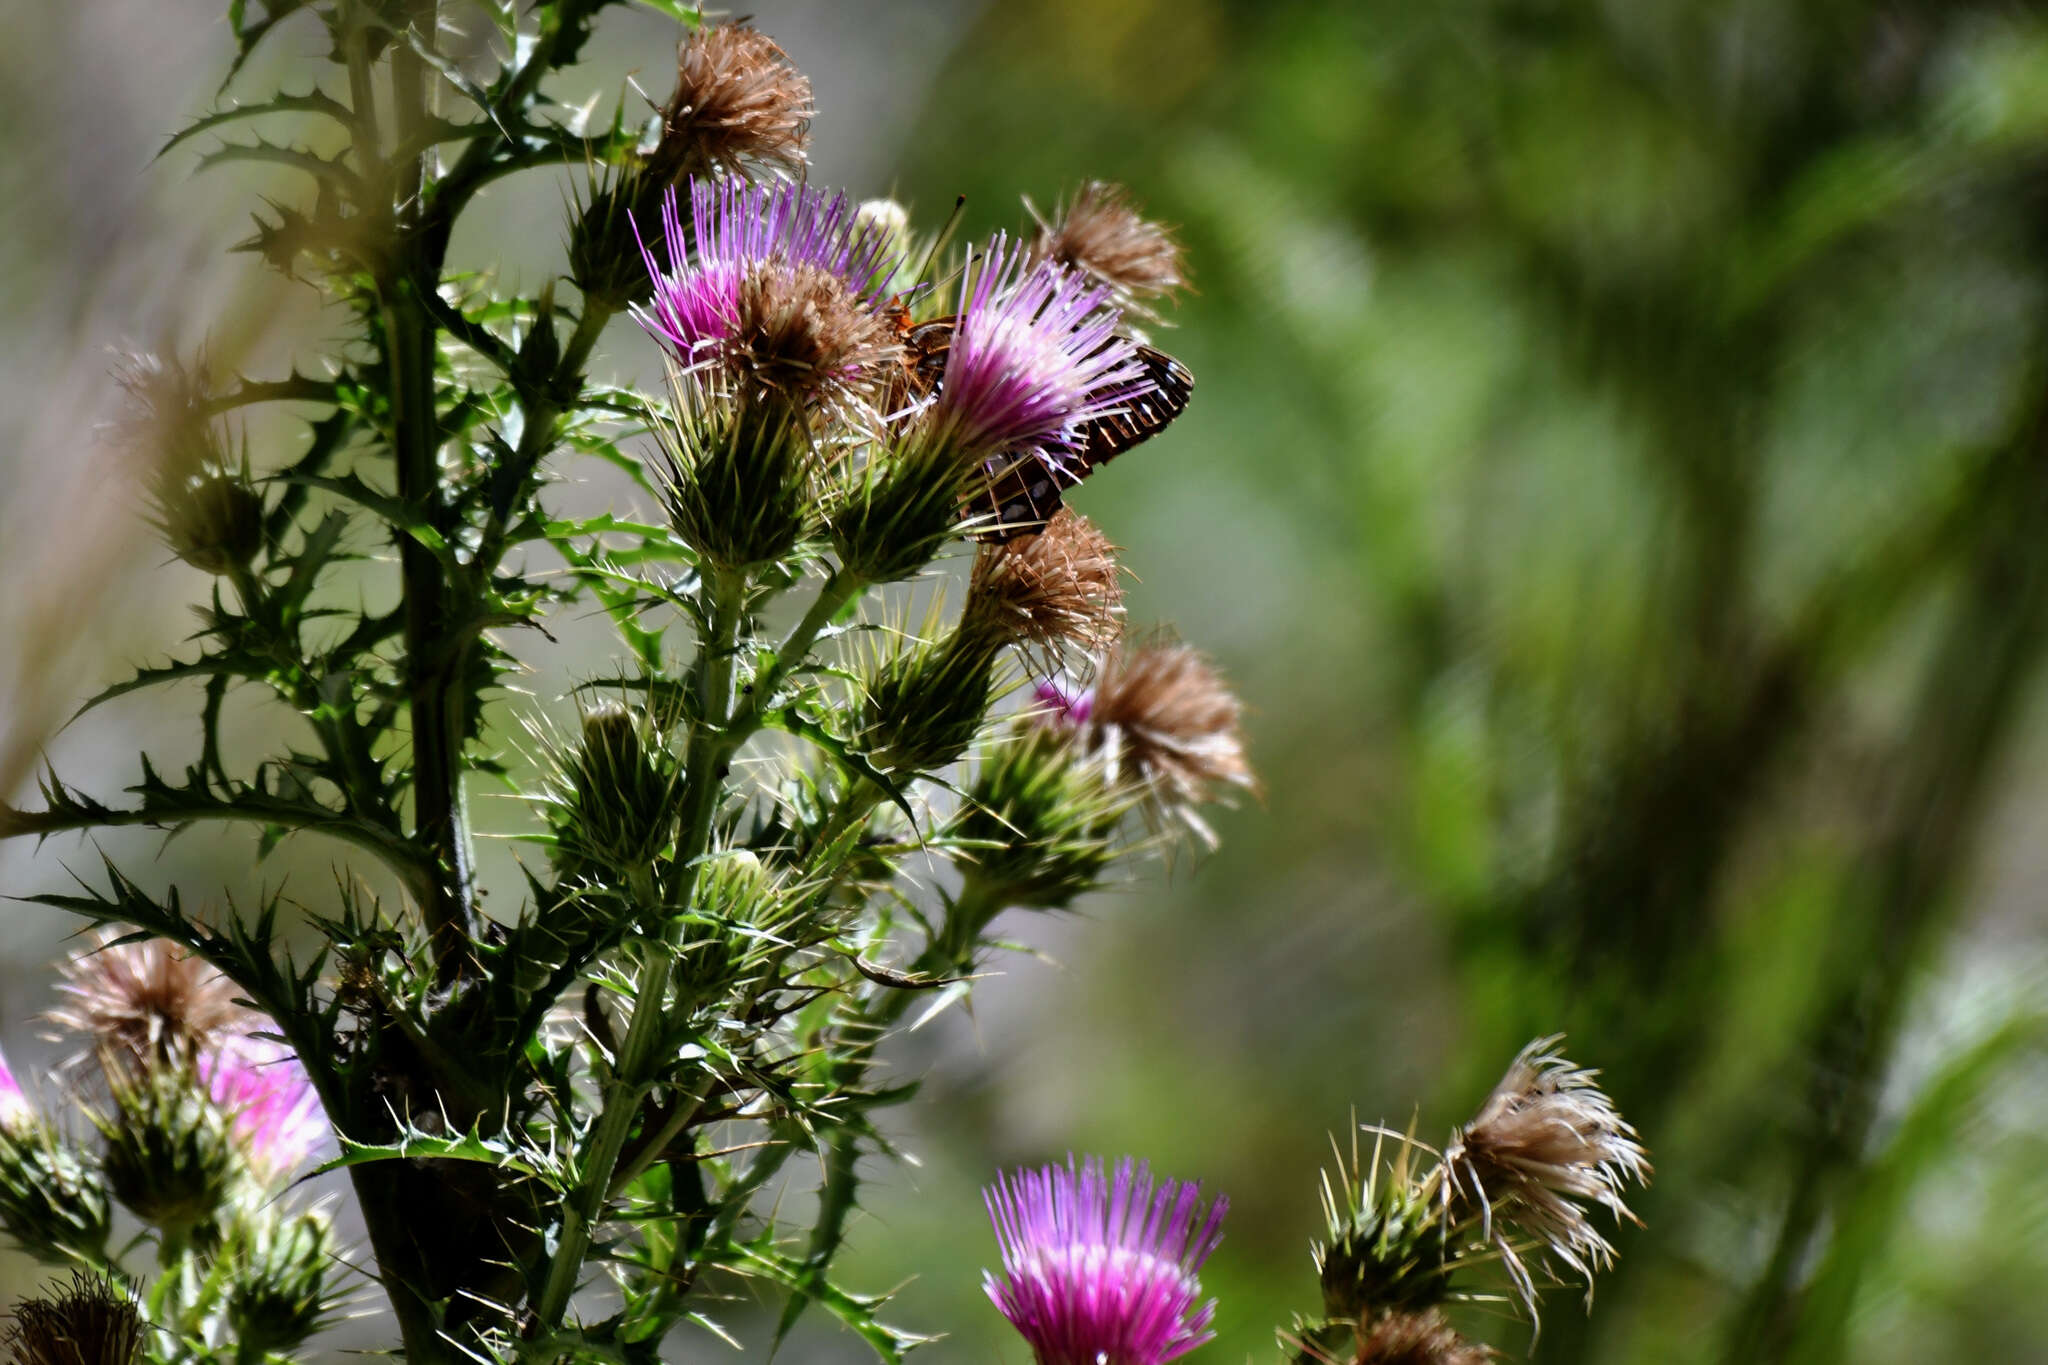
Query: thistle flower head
198 1039 327 1181
982 1156 1227 1365
0 1049 30 1133
110 351 215 473
635 179 898 408
147 454 265 576
1030 182 1188 324
923 238 1150 473
1033 676 1096 727
3 1273 142 1365
964 507 1125 658
1348 1311 1494 1365
653 22 812 181
1441 1037 1650 1303
48 931 248 1071
1086 638 1255 844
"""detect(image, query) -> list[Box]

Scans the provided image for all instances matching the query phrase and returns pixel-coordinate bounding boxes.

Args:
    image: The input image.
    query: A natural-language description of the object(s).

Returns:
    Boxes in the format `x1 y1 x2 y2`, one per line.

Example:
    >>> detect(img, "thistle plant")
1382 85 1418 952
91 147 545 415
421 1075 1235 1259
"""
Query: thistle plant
0 4 1257 1362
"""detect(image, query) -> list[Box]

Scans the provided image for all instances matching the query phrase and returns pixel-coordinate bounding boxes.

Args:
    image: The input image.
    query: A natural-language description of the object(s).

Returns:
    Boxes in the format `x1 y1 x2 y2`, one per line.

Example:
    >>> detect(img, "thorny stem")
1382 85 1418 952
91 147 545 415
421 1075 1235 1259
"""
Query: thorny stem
535 567 749 1331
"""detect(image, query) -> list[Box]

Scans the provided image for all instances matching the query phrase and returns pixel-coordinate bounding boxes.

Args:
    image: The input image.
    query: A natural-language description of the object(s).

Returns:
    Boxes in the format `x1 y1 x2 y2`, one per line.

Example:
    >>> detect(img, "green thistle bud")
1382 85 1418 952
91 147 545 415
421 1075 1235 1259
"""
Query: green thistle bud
552 702 681 873
148 462 264 576
0 1124 113 1262
829 432 970 586
2 1273 142 1365
225 1209 340 1357
1313 1127 1453 1327
569 169 665 311
93 1063 236 1248
954 723 1132 909
861 630 1002 774
678 851 806 998
655 374 818 571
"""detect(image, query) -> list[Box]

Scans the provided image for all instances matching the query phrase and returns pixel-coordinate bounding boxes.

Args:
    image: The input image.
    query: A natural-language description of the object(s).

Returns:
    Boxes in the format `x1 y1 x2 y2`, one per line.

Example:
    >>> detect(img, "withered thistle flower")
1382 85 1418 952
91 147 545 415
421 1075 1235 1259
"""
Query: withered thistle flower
1085 638 1255 843
1030 182 1188 324
652 22 812 183
637 180 899 425
109 351 215 475
1440 1037 1650 1307
48 931 247 1071
3 1274 142 1365
983 1156 1228 1365
962 507 1124 658
1349 1311 1494 1365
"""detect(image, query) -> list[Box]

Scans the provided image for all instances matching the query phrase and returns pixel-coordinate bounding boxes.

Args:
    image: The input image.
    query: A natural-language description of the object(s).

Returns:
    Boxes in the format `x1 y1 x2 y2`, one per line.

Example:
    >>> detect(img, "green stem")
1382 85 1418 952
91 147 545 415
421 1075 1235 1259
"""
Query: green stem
534 568 749 1331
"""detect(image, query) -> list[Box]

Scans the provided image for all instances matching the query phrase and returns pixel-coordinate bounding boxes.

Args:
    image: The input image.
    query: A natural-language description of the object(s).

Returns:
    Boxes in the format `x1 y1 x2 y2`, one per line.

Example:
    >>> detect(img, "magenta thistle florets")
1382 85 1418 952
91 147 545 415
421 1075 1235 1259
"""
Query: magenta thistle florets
199 1040 327 1180
928 238 1152 472
0 1047 30 1132
634 178 896 368
1033 676 1096 726
983 1156 1228 1365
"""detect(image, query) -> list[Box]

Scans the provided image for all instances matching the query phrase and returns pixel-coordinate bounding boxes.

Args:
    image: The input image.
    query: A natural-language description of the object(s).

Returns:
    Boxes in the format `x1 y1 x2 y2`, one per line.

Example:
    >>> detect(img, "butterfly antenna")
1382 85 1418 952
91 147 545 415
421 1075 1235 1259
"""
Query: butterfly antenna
915 194 967 289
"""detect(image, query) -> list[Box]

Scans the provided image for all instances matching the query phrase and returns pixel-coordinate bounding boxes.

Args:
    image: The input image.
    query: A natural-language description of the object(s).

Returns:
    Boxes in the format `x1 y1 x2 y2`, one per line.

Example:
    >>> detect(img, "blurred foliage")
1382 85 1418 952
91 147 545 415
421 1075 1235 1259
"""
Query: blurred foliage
842 3 2048 1364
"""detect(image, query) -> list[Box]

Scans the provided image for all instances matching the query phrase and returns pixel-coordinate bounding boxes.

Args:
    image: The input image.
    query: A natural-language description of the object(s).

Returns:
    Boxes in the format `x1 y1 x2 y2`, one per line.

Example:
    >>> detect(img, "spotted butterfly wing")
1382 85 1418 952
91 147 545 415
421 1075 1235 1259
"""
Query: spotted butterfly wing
970 344 1194 539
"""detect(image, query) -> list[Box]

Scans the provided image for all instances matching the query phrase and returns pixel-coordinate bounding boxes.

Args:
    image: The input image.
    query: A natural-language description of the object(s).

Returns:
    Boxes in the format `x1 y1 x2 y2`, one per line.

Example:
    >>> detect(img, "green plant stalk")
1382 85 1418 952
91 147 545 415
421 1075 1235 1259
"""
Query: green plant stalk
534 567 749 1331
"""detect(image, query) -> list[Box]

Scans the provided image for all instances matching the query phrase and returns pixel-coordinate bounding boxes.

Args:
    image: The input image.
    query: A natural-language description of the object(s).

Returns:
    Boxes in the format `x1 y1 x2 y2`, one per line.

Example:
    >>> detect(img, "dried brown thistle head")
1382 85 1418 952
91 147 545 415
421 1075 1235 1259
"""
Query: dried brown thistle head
725 260 898 417
1030 181 1188 322
1087 636 1255 842
3 1274 142 1365
1352 1310 1494 1365
47 930 249 1072
964 507 1125 658
654 23 812 181
1441 1037 1651 1303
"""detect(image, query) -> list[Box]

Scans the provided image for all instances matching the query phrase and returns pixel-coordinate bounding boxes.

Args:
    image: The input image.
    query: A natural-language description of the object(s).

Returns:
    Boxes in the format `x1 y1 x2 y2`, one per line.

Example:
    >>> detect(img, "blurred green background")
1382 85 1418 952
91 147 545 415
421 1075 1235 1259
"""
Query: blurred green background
7 1 2048 1362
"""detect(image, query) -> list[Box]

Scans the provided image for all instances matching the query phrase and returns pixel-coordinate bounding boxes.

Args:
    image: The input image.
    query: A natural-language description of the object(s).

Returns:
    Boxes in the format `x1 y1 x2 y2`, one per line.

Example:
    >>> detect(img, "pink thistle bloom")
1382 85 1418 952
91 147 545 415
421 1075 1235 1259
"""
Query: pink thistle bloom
929 238 1152 472
200 1040 328 1180
1033 677 1096 727
634 178 897 364
983 1156 1227 1365
0 1047 31 1132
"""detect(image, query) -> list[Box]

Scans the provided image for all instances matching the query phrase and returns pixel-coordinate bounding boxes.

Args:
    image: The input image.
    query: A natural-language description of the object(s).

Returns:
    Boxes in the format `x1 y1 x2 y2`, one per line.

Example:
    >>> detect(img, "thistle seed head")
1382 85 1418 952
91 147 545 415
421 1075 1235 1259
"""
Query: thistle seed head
1031 181 1188 324
1086 637 1255 844
1350 1311 1494 1365
3 1274 141 1365
727 259 898 417
653 22 812 182
48 931 249 1073
1441 1037 1651 1304
963 507 1124 659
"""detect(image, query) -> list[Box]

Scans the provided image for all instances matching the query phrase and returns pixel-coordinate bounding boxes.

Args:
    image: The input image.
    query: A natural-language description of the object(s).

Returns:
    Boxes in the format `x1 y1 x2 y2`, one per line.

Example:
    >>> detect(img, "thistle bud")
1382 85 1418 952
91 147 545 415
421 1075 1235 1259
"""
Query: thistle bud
654 372 819 571
954 722 1132 909
148 462 265 576
0 1124 113 1263
549 702 682 874
224 1209 340 1357
650 23 812 183
2 1274 142 1365
854 198 914 272
861 630 1003 774
960 508 1124 659
1316 1167 1452 1322
828 435 971 586
93 1063 236 1246
569 168 668 311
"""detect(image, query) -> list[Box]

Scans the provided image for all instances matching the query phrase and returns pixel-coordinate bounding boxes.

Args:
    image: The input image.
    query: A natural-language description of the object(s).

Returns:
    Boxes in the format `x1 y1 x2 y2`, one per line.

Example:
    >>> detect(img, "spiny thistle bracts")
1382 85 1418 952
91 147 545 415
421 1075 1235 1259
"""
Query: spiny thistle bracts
984 1156 1228 1365
2 1274 141 1365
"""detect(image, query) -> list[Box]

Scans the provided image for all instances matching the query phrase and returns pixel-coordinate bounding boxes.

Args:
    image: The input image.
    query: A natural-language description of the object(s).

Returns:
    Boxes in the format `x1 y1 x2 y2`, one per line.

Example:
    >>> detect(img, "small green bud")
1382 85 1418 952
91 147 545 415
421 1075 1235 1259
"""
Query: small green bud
555 703 680 873
150 465 265 576
954 723 1130 909
225 1209 340 1357
0 1124 113 1262
2 1272 142 1365
94 1064 235 1248
862 631 1000 774
829 432 970 586
656 378 818 571
569 169 665 311
1316 1172 1452 1321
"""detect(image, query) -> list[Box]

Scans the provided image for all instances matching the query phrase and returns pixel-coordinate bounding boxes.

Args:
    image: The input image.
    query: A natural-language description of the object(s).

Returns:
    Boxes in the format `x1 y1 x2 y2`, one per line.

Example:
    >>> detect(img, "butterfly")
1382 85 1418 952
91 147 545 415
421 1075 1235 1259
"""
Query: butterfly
888 309 1195 541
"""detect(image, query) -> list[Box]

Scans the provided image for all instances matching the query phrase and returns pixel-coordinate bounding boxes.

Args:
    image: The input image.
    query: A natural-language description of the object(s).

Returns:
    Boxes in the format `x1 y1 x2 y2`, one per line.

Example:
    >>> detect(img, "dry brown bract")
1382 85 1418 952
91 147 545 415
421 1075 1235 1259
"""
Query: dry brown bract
1441 1037 1651 1298
655 23 812 181
965 508 1124 657
3 1273 142 1365
727 261 897 417
1031 181 1188 321
47 930 249 1071
1352 1311 1495 1365
1089 637 1254 841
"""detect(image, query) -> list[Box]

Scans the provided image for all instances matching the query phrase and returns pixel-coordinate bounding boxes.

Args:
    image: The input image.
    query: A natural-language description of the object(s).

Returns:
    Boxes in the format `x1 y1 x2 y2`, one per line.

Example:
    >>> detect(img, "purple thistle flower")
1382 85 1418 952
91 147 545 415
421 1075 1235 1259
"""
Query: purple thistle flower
199 1040 328 1180
983 1156 1227 1365
1033 677 1096 727
633 178 896 365
0 1046 30 1132
928 238 1152 472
